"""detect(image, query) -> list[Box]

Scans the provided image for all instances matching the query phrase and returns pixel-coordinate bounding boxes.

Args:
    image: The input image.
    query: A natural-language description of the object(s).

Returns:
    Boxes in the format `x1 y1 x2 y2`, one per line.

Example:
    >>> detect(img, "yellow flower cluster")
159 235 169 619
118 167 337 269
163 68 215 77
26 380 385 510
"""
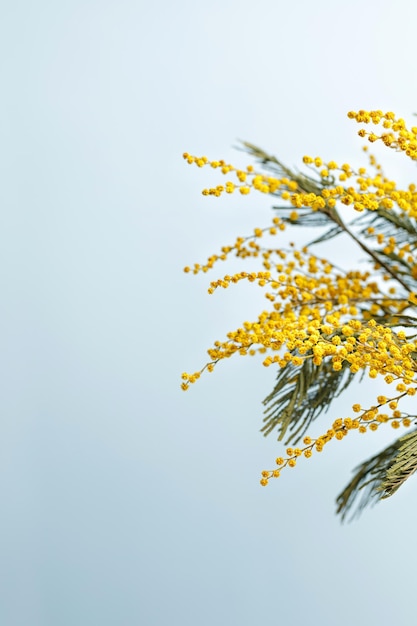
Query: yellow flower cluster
182 240 416 393
182 261 414 378
348 109 417 160
183 148 417 218
182 109 417 491
260 389 415 486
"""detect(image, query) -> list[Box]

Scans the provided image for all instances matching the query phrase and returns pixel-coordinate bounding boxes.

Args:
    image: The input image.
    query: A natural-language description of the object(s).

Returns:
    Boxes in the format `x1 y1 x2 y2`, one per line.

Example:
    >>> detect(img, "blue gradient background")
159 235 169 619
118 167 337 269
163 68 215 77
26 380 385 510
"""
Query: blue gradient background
1 1 416 624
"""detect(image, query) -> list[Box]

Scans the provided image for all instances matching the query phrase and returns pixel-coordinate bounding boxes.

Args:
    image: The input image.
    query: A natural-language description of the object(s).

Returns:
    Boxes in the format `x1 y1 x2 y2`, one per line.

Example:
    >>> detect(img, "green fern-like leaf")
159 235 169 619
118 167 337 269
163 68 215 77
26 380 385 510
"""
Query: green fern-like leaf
336 428 417 521
380 428 417 498
336 438 402 521
262 358 358 444
359 207 417 246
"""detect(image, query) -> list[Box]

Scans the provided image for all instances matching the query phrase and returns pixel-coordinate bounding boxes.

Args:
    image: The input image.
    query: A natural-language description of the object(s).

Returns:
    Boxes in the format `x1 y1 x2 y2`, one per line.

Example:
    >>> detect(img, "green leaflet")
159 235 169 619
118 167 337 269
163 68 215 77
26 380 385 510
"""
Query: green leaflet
380 428 417 498
261 358 359 445
335 438 403 522
336 428 417 521
360 206 417 245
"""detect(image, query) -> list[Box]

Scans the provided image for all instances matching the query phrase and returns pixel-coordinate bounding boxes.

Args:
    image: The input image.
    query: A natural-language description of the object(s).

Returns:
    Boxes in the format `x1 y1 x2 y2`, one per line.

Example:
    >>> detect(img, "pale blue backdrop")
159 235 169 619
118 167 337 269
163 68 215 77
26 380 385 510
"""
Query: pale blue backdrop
1 0 416 624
